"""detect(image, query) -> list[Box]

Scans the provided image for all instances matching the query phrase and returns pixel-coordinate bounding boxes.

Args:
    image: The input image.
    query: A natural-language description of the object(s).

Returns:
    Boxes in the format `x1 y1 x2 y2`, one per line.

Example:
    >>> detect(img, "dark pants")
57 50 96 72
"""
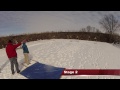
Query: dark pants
9 57 20 73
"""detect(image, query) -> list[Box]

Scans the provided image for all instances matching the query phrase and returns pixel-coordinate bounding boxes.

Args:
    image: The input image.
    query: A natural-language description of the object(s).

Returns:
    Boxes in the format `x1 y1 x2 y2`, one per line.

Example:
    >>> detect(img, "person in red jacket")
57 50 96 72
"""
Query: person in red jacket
6 39 26 75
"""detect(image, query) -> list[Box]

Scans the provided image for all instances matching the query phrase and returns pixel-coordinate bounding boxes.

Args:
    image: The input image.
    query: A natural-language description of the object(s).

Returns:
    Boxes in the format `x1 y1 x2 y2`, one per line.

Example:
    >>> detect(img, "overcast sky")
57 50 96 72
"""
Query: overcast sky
0 11 120 36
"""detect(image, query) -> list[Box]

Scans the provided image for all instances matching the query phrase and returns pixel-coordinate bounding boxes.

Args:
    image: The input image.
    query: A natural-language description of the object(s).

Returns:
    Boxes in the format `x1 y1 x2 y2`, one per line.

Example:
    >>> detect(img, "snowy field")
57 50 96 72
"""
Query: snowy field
0 39 120 79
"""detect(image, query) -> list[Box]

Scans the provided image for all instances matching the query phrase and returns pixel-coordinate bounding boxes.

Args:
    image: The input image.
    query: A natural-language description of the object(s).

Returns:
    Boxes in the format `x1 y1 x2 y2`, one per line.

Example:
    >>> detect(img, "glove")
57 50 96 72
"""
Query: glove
21 39 26 43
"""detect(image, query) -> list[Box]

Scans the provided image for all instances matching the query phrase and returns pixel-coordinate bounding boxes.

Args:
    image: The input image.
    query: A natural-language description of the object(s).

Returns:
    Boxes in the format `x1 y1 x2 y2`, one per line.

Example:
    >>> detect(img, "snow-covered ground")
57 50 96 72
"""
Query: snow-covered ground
0 39 120 79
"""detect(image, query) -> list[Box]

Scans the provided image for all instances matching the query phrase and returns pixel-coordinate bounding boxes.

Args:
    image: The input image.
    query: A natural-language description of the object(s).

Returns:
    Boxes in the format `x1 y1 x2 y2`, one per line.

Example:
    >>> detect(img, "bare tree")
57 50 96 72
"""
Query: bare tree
86 26 91 32
99 14 120 34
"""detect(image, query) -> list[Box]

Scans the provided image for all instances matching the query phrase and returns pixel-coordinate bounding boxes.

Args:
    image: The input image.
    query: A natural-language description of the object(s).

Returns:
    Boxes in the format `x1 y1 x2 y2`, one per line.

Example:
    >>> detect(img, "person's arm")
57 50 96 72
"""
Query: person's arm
14 43 22 49
14 39 26 49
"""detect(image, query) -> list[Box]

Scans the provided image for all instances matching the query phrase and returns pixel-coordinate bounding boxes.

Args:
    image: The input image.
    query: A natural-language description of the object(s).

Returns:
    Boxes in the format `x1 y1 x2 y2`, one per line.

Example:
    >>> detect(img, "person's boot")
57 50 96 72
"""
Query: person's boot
17 70 20 73
12 71 15 75
27 62 31 65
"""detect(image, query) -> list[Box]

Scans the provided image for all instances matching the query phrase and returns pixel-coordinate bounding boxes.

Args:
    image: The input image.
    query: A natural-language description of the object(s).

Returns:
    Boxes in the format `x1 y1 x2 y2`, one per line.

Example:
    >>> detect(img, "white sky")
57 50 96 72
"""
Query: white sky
0 11 120 36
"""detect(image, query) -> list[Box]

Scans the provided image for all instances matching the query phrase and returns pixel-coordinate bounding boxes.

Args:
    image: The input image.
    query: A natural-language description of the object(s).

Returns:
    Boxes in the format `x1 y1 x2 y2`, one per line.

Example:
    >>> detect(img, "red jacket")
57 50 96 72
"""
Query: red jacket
6 43 21 59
